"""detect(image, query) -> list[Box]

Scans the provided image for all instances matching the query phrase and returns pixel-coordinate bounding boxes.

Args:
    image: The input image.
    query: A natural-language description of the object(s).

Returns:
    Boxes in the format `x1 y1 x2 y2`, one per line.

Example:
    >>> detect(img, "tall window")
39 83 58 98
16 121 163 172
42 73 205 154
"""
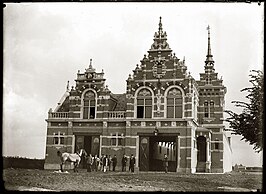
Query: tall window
83 91 96 119
210 101 214 117
167 88 183 118
137 89 152 118
204 101 214 118
204 102 209 117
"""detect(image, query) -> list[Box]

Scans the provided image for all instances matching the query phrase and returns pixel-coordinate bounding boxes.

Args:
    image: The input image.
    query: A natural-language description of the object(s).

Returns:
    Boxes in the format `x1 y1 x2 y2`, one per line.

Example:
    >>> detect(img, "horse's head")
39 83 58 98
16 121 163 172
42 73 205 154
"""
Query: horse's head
78 149 87 158
82 149 88 157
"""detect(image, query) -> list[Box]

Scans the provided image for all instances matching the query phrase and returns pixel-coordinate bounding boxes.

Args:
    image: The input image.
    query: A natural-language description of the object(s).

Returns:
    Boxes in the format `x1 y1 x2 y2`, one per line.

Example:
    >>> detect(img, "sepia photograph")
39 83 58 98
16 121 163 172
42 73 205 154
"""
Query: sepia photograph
3 1 263 192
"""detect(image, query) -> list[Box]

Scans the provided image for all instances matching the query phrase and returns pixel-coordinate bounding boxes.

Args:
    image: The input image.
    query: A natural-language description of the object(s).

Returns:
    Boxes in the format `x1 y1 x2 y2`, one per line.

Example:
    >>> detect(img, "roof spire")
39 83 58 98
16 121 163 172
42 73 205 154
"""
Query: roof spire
89 58 93 69
205 25 214 63
149 17 171 52
158 16 163 36
66 80 70 92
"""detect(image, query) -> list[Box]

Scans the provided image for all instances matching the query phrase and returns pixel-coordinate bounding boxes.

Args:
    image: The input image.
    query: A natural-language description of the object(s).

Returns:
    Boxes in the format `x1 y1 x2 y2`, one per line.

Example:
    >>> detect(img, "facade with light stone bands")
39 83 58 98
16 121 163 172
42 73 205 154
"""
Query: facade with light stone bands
45 17 232 173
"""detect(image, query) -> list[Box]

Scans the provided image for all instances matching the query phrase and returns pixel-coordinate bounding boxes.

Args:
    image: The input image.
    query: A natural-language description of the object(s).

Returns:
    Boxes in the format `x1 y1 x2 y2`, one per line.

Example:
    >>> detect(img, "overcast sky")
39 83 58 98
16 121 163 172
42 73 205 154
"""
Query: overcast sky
3 2 263 166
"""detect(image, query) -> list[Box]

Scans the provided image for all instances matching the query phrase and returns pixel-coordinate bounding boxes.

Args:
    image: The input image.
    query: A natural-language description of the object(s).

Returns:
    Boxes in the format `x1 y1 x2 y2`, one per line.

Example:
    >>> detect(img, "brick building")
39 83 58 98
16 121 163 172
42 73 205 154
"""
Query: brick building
44 17 232 173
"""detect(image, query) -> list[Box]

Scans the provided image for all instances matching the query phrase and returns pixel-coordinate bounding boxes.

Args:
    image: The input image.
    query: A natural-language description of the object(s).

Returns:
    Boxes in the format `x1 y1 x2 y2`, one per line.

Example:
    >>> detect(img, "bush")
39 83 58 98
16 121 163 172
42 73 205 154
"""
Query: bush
3 156 45 170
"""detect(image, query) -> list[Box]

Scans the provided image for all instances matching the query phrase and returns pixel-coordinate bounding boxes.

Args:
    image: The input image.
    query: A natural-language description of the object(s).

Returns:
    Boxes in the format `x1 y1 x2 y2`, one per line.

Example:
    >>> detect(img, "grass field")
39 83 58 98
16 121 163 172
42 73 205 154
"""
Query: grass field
3 168 263 192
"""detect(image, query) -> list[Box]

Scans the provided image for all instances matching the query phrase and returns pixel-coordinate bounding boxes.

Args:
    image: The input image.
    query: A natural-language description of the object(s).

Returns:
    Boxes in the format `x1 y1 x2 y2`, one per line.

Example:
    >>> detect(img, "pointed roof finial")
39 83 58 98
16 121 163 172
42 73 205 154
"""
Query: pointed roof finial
89 59 93 69
158 16 163 36
206 25 214 63
66 80 70 92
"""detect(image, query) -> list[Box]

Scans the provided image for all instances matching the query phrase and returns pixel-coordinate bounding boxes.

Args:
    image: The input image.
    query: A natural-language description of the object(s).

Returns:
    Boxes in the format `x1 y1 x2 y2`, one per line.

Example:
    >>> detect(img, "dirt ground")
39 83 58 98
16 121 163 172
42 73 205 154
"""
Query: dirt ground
3 168 263 192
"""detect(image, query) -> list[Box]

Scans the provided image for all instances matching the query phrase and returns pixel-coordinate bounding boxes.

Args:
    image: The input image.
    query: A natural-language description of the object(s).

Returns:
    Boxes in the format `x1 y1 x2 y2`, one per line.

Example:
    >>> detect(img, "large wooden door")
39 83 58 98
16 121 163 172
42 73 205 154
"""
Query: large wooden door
91 136 100 156
139 137 149 171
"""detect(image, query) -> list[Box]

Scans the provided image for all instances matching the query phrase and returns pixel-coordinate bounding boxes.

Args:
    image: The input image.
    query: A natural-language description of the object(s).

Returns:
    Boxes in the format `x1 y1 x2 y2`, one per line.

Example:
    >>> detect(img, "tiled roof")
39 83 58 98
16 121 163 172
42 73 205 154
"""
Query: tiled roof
111 93 127 111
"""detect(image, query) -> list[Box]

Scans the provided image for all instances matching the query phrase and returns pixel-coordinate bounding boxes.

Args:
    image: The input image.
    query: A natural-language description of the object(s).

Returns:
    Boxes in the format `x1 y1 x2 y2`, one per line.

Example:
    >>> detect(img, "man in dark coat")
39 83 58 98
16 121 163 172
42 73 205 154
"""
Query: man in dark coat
121 154 127 172
112 155 117 171
129 154 136 173
86 154 93 172
163 154 168 173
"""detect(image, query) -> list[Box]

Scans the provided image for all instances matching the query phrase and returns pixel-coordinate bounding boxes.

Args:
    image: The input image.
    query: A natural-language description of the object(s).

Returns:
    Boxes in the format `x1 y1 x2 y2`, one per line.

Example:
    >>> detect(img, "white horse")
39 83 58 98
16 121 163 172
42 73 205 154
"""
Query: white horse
57 149 87 172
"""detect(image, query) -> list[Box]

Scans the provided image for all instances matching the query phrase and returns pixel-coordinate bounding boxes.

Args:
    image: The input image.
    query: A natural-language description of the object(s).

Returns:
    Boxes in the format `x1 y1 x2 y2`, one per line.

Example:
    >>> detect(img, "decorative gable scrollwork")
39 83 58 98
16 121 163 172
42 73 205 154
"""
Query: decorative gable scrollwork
152 56 167 79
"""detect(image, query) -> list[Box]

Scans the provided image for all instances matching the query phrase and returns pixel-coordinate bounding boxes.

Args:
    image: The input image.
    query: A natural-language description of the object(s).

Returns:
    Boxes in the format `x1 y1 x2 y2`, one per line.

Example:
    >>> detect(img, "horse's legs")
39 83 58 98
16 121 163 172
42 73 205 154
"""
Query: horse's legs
60 163 64 172
73 162 79 173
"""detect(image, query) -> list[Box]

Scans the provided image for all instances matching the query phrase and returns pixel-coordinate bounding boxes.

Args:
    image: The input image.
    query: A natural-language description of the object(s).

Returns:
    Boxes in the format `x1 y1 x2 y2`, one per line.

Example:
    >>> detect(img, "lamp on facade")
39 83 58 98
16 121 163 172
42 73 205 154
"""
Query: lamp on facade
154 127 159 136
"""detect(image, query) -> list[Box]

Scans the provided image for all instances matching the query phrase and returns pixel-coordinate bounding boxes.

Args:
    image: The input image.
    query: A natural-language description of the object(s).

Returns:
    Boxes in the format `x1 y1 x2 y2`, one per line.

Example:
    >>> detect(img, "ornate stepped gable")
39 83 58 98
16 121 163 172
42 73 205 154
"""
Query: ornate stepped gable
126 17 195 96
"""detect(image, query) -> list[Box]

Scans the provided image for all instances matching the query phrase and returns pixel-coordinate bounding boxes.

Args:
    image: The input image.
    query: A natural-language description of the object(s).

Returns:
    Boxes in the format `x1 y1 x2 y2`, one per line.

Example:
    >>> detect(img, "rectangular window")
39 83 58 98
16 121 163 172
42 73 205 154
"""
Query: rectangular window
111 138 116 146
204 108 209 118
167 106 174 118
90 100 95 106
167 148 169 155
118 138 122 146
54 137 59 144
145 106 152 118
159 146 162 154
215 142 219 150
145 99 152 105
137 106 144 118
167 98 174 105
175 106 182 118
175 98 182 105
210 102 214 118
137 99 144 105
89 107 95 119
84 100 90 106
83 107 89 119
60 137 64 145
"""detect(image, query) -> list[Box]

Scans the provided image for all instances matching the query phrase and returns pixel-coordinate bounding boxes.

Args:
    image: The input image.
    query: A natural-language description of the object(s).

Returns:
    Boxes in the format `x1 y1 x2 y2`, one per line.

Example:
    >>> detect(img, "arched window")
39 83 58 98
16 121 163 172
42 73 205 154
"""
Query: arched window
83 91 96 119
136 89 152 118
167 88 183 118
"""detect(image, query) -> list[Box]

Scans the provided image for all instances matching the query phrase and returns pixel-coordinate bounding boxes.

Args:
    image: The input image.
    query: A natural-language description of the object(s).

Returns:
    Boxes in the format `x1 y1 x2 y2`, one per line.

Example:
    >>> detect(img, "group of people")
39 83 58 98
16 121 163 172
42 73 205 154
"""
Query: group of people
85 154 136 173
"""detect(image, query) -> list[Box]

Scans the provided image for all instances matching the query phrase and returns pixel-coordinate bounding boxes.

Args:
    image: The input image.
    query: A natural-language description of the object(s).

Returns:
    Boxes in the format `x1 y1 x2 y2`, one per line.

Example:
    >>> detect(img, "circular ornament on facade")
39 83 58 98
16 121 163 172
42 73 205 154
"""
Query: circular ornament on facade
152 60 166 79
93 137 99 143
86 73 94 79
141 138 148 144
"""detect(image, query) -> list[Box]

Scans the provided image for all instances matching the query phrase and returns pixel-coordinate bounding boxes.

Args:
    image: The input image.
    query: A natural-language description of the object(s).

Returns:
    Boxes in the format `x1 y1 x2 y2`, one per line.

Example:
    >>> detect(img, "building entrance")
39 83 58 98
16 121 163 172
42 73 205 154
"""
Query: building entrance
75 135 100 168
139 134 178 172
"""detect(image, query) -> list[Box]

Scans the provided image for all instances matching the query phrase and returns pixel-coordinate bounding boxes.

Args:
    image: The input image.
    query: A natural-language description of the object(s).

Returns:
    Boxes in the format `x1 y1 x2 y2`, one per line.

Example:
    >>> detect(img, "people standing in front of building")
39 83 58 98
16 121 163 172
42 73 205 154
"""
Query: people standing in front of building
86 154 93 172
94 155 100 171
121 154 127 172
100 154 104 171
112 155 117 171
91 155 95 171
129 154 136 173
163 154 168 173
103 155 109 172
108 155 112 171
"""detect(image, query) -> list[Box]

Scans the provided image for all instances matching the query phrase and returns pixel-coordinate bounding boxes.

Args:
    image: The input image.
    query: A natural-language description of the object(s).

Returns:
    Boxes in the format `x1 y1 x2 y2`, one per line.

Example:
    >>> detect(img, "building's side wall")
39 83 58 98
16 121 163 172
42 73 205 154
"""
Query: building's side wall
223 132 232 172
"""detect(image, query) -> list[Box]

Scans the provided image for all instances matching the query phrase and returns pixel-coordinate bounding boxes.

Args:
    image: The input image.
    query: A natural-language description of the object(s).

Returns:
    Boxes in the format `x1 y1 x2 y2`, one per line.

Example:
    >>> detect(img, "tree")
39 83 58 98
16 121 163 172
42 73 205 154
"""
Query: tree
225 70 263 152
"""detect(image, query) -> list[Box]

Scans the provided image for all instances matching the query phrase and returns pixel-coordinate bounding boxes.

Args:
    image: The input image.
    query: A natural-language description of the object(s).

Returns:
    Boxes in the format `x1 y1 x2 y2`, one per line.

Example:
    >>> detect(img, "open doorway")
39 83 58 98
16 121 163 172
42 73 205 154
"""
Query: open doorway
139 135 178 172
75 135 100 169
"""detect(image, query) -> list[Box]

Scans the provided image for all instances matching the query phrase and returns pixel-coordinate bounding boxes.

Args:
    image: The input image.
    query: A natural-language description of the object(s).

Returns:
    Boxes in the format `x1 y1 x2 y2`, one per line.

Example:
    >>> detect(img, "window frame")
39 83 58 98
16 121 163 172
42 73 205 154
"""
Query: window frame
82 90 96 119
166 88 183 118
136 88 152 119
